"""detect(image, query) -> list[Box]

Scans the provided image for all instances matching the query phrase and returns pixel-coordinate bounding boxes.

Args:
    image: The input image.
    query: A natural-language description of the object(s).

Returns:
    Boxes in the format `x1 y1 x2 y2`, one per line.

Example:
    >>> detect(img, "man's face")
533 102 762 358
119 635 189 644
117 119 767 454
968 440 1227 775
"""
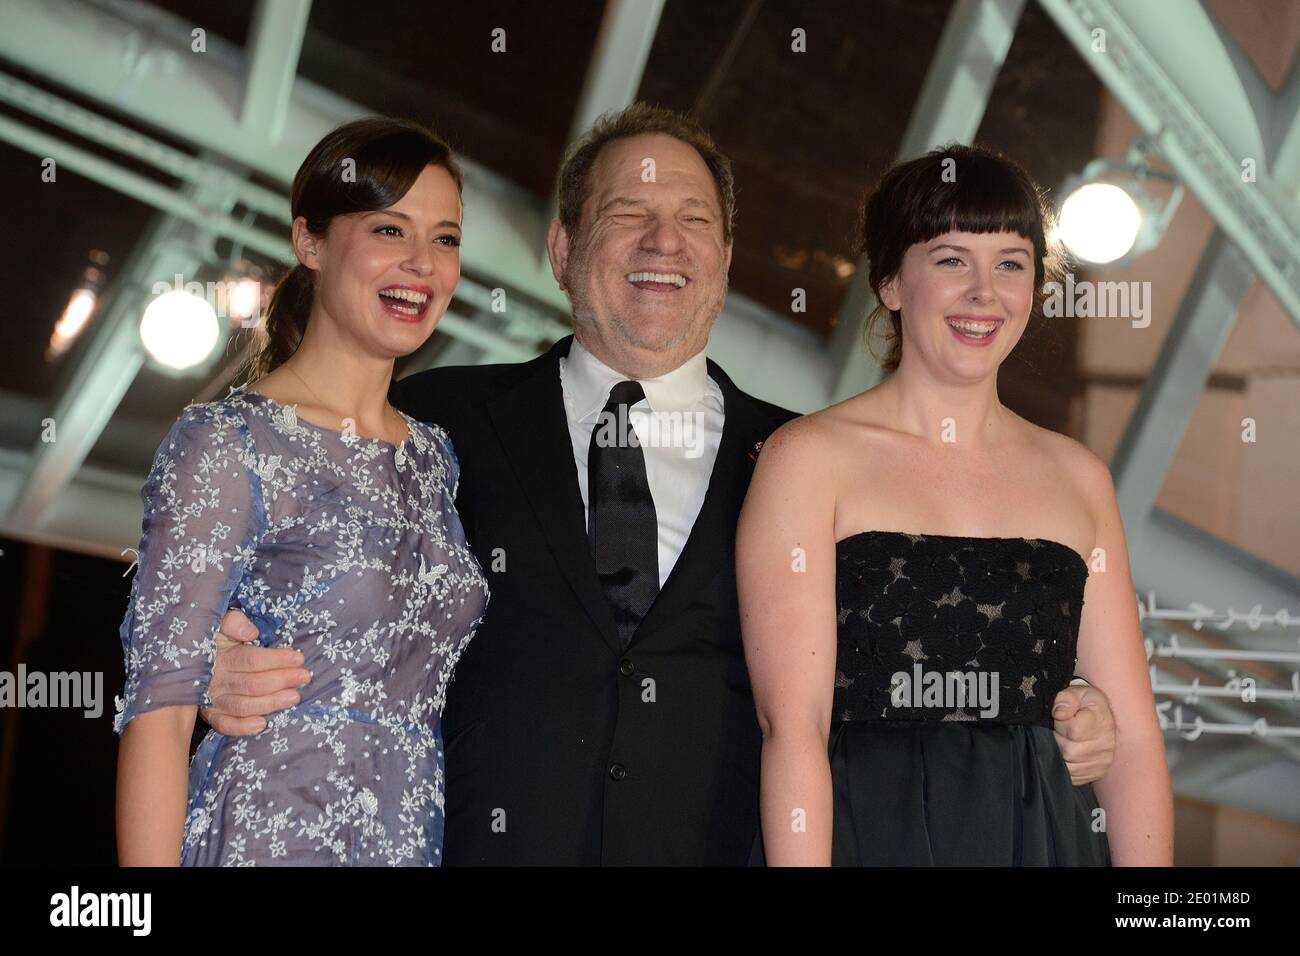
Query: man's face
548 133 732 377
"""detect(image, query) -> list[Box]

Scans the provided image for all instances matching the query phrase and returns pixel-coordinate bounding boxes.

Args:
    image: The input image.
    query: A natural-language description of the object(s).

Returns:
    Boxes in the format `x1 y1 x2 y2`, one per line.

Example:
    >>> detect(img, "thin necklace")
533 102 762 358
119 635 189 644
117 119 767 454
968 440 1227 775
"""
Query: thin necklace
284 363 404 444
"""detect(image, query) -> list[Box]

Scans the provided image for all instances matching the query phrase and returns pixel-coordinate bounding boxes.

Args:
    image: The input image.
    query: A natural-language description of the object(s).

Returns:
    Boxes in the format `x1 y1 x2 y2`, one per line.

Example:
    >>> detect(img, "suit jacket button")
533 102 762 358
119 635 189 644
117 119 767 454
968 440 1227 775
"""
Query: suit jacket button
619 659 635 676
609 762 627 781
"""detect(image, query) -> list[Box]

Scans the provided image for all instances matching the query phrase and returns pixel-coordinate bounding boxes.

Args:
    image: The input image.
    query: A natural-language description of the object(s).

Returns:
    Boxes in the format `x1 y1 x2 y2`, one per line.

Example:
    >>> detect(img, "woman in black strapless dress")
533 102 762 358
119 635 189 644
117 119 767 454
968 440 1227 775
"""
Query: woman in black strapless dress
737 144 1173 866
831 531 1107 865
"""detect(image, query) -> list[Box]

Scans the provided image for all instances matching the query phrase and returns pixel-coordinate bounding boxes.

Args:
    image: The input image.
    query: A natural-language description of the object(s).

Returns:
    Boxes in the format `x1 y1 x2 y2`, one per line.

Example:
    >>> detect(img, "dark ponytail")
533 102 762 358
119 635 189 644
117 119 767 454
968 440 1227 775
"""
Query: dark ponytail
247 264 314 381
243 116 463 382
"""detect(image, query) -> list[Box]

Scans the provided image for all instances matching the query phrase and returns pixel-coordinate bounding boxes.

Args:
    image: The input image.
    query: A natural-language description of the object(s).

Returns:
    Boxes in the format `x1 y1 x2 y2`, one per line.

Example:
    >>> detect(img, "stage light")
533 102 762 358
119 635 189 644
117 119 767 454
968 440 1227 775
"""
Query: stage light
227 277 263 324
47 288 97 359
1057 183 1143 265
1057 142 1183 268
139 289 219 370
47 250 110 360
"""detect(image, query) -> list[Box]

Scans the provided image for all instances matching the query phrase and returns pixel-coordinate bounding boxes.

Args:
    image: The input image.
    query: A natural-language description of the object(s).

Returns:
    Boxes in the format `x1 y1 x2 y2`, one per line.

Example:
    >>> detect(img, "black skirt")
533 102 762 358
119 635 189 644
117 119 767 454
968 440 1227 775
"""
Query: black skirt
829 720 1111 866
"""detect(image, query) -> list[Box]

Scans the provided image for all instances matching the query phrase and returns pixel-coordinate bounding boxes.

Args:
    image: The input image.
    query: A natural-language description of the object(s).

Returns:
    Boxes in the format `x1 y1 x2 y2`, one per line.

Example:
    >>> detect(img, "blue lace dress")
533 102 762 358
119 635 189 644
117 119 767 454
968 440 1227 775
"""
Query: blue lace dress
114 387 489 866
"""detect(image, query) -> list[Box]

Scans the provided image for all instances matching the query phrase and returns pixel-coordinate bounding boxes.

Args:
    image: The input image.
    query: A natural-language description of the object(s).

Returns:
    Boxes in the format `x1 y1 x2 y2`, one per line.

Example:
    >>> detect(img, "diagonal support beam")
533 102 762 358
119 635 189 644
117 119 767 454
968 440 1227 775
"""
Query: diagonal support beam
1110 230 1253 540
542 0 666 232
0 109 293 261
241 0 313 143
896 0 1027 160
1107 18 1300 544
1037 0 1300 324
832 0 1026 402
5 178 237 531
566 0 665 142
1271 52 1300 195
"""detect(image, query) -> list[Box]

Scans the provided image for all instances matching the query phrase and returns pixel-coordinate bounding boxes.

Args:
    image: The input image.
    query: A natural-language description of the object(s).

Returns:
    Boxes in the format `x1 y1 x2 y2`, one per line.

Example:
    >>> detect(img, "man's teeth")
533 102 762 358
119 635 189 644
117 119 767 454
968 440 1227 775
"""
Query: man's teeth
627 271 687 288
946 318 998 336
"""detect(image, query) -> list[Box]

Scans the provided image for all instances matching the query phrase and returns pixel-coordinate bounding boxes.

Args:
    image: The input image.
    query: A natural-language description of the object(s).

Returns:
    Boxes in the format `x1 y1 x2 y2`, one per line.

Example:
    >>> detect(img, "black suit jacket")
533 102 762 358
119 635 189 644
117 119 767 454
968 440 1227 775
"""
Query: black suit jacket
390 335 797 864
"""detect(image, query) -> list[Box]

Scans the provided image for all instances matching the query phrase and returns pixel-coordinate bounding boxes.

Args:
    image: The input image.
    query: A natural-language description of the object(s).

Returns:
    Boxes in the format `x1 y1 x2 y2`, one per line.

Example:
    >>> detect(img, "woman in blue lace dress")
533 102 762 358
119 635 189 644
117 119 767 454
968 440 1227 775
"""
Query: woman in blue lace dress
114 117 488 866
737 145 1173 866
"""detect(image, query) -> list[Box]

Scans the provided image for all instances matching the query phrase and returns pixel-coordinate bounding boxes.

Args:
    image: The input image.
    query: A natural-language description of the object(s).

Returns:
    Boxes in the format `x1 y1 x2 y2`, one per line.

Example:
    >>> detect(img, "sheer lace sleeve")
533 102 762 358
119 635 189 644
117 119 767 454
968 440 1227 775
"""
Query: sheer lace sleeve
113 403 264 734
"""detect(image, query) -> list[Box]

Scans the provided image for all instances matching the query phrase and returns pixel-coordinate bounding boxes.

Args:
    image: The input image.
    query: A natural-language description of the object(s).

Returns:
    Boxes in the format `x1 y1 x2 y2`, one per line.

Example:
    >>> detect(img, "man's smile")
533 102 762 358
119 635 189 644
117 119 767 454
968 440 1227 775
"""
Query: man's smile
625 270 689 293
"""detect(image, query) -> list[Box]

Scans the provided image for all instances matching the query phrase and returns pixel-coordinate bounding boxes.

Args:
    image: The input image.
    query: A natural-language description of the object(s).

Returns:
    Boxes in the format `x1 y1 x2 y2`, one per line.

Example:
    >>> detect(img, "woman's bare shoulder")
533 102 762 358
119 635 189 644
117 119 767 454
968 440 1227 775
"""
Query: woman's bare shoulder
762 393 895 456
755 394 905 504
795 388 902 438
1011 414 1116 507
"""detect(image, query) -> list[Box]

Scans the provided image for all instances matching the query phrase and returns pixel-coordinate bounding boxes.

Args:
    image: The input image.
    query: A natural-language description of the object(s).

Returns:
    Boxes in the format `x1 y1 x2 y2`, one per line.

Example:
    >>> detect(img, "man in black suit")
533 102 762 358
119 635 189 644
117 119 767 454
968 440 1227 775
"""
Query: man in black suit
200 103 1116 864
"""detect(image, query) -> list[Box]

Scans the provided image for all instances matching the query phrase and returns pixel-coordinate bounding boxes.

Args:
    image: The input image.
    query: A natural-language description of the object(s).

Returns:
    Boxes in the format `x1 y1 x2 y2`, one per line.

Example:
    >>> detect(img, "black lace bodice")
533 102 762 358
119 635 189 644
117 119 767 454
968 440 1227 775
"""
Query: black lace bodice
834 531 1088 728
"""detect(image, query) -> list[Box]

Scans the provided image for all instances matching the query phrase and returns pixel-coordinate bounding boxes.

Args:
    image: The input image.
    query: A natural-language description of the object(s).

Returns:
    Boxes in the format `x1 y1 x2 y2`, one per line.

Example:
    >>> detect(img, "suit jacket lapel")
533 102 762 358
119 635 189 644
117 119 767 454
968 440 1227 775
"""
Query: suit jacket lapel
486 336 622 654
632 359 766 643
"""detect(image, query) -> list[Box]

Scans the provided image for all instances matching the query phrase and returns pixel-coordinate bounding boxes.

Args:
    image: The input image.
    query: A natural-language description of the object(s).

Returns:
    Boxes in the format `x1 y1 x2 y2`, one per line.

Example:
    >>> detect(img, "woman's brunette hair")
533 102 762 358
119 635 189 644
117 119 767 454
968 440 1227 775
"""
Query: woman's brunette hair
244 117 463 381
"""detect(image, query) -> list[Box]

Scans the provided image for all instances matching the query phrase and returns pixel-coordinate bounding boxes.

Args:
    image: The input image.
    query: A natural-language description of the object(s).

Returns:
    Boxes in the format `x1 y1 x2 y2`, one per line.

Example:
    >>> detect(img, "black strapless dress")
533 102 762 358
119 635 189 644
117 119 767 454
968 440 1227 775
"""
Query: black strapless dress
831 531 1111 866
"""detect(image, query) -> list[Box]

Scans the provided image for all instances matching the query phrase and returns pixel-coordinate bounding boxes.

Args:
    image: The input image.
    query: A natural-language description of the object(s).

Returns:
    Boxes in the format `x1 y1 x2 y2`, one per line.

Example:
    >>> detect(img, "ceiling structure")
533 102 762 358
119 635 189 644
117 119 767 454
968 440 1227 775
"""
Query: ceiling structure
0 0 1297 824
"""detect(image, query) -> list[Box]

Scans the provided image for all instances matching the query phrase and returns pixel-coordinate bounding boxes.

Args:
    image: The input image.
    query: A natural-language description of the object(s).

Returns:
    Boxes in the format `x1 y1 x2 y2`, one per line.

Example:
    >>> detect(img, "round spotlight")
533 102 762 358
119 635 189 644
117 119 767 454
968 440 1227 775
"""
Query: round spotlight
1057 182 1144 265
139 289 219 370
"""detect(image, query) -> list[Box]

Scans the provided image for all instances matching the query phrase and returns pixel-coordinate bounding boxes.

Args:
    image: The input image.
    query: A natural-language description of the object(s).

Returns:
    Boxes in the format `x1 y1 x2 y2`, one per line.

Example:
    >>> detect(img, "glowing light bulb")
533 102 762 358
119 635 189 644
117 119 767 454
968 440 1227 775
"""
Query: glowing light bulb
139 289 219 370
1057 182 1144 265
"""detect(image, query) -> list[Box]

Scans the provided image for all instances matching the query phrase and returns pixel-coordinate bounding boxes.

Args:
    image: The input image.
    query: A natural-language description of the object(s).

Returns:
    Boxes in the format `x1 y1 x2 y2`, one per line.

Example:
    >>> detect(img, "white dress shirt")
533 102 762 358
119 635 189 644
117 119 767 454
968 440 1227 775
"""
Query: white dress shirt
559 337 725 588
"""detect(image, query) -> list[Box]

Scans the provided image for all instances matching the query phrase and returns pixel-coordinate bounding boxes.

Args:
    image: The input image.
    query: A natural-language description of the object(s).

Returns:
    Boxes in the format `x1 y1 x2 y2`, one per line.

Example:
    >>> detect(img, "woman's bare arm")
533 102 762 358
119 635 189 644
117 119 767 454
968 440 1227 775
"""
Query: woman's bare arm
1074 453 1174 865
736 419 839 866
116 705 197 866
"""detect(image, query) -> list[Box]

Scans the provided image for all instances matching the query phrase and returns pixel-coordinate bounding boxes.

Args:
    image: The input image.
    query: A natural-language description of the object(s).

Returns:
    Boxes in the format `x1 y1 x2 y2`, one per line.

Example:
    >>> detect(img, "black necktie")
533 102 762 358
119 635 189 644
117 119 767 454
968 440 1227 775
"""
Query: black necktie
587 381 659 648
